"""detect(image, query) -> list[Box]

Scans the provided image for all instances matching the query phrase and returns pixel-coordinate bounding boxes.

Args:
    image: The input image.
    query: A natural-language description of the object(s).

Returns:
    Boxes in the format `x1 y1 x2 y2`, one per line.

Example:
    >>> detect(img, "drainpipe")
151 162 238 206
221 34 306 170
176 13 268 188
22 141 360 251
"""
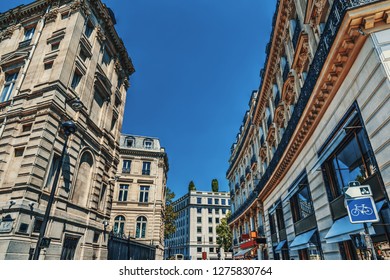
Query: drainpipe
0 4 51 138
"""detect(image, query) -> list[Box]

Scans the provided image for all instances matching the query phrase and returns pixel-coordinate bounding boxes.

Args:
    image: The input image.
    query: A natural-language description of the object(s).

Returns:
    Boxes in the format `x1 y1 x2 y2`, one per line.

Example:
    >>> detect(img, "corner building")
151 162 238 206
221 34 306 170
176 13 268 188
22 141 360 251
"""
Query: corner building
227 0 390 260
110 134 168 260
0 0 134 259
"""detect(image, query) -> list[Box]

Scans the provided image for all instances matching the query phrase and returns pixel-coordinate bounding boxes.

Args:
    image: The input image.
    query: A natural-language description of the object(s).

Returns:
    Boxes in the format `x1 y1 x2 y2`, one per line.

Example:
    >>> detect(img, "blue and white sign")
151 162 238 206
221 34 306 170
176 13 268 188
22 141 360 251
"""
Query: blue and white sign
345 196 379 224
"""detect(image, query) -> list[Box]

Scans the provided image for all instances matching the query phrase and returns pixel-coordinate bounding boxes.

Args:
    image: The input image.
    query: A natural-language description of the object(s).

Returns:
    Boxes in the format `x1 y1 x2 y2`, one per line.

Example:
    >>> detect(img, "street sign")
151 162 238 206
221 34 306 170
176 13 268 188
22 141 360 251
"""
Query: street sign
344 184 372 199
345 196 379 224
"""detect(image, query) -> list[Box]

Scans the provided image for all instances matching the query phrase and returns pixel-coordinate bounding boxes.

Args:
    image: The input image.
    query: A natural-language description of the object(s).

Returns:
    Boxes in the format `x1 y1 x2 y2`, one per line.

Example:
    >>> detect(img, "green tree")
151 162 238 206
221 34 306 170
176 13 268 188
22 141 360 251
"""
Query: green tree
188 180 196 192
216 211 233 252
163 187 178 239
211 178 219 192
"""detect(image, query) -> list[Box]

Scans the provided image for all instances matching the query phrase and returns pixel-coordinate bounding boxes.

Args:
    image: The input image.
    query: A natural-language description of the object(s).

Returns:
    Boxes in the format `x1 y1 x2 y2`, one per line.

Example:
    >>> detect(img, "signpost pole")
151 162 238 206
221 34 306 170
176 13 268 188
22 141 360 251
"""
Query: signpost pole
363 222 377 260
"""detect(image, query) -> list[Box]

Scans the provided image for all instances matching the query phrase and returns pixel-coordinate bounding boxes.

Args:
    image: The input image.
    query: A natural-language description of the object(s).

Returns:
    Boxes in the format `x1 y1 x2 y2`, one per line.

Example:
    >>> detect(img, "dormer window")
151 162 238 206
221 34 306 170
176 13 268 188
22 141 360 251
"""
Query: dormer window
143 139 153 149
125 137 134 147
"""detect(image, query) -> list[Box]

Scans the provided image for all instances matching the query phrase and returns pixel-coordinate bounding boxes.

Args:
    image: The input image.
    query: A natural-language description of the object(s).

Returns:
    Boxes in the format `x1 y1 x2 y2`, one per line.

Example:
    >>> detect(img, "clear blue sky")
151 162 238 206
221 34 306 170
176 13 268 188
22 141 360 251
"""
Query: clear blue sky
1 0 276 199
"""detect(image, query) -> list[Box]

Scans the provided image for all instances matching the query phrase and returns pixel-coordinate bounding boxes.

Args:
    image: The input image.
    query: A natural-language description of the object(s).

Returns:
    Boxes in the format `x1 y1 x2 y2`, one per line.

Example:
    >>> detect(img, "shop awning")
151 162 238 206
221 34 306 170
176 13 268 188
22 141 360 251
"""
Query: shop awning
274 240 287 253
234 247 252 259
289 229 317 251
324 216 375 243
324 200 386 244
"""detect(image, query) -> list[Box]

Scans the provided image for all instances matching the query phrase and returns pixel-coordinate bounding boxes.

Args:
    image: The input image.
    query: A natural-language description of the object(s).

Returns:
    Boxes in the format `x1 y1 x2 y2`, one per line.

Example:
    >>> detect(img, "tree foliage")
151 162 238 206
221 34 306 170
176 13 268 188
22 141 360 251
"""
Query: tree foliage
163 187 178 238
216 211 233 252
188 180 196 192
211 178 219 192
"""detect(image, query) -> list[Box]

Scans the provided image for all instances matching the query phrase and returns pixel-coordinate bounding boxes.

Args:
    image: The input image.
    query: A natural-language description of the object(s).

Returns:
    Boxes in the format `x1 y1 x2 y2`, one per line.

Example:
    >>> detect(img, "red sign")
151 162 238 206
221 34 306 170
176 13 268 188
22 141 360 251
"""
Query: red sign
241 234 249 240
202 252 207 260
240 239 256 249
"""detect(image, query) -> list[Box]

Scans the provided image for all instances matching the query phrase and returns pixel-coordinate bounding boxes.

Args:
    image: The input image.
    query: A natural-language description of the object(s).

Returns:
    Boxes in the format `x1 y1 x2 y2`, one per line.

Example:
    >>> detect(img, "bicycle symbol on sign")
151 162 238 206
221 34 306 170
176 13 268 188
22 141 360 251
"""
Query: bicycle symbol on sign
350 204 373 216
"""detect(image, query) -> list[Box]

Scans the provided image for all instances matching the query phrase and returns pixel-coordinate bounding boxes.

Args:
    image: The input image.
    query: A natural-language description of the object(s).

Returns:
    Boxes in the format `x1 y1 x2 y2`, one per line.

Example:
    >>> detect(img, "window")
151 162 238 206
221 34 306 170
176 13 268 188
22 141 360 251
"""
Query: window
209 248 214 253
322 115 376 200
102 47 111 66
98 184 107 211
51 42 60 51
139 186 150 203
93 232 100 243
208 198 212 204
60 236 79 260
197 226 202 233
221 199 226 205
23 27 35 41
222 209 227 215
14 147 24 157
209 237 213 243
197 247 202 253
143 139 153 149
79 48 88 62
70 71 82 90
135 216 147 238
0 72 18 103
118 184 128 201
208 217 212 223
214 199 219 205
290 182 314 223
197 236 202 243
33 218 43 233
44 62 53 70
197 207 202 214
197 217 202 223
208 208 212 214
142 162 151 175
215 218 220 224
197 197 202 204
84 21 94 38
113 215 125 234
126 137 134 147
208 227 213 233
45 154 61 189
122 160 131 173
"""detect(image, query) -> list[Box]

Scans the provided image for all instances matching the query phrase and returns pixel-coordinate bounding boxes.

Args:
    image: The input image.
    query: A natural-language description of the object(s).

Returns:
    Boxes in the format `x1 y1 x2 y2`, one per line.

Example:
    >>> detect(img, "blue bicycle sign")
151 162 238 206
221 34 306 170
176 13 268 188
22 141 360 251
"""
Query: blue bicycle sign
346 196 379 224
350 204 373 216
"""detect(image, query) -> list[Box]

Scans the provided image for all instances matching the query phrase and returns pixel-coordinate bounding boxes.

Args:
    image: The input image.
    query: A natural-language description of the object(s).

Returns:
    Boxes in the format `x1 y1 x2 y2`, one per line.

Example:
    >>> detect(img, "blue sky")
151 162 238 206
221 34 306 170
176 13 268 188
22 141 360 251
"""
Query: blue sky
1 0 276 199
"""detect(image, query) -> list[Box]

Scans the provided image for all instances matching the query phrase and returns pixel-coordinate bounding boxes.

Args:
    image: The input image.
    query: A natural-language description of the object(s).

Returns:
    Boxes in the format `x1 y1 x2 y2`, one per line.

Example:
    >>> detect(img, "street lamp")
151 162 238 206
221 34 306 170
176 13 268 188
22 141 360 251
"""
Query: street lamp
32 120 77 260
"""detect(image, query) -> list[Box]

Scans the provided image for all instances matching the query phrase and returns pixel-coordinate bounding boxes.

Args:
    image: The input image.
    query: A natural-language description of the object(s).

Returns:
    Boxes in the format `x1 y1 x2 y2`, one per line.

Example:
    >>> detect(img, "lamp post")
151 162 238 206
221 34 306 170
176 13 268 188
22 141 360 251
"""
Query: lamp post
32 120 77 260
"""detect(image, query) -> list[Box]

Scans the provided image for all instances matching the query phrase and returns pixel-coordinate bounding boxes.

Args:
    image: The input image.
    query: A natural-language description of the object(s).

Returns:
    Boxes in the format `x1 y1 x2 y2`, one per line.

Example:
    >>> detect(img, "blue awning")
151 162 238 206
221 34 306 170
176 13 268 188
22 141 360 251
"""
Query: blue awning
324 200 386 243
274 240 287 253
289 229 317 250
234 248 252 259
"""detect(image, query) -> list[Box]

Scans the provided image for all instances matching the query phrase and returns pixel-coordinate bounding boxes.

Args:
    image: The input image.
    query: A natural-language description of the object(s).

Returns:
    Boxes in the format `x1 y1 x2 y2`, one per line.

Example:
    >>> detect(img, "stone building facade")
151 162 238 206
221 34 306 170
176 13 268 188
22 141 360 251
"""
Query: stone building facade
109 134 168 260
227 0 390 260
164 190 230 260
0 0 134 259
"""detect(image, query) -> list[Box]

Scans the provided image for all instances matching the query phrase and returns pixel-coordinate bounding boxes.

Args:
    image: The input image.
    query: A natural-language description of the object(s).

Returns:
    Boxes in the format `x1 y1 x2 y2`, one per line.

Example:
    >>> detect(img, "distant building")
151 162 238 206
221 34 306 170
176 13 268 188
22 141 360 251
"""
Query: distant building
164 190 231 260
0 0 134 259
227 0 390 260
109 134 168 260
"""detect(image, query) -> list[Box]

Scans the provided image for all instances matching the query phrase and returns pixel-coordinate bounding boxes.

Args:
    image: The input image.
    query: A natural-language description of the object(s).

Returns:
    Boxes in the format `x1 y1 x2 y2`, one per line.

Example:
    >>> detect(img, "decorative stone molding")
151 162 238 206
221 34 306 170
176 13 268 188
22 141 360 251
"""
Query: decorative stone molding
96 26 106 43
45 9 58 23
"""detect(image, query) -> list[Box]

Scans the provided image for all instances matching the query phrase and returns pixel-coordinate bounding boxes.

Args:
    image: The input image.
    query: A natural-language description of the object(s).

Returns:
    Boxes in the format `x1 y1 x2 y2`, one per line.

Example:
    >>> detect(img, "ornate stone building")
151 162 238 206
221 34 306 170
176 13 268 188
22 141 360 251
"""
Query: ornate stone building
109 134 168 260
0 0 134 259
227 0 390 260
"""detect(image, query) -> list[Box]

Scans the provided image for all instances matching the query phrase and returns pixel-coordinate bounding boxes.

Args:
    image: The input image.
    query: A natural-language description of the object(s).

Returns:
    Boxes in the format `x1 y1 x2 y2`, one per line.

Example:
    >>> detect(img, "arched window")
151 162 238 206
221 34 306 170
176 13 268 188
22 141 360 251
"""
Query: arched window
135 216 147 238
125 137 135 147
114 215 125 234
73 151 94 207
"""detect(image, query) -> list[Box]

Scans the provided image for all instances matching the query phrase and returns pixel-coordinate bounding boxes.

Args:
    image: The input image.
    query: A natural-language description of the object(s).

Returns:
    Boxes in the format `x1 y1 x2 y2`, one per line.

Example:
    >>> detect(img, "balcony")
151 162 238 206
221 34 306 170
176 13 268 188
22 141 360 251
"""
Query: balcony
235 183 240 192
18 39 32 49
292 18 301 49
